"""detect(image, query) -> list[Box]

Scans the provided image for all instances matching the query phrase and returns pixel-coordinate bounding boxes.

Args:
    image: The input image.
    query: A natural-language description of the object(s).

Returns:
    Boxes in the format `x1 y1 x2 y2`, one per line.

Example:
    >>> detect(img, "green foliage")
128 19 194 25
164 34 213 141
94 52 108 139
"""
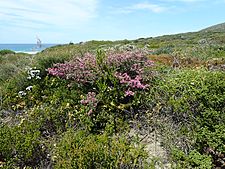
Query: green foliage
153 45 174 55
0 63 17 83
53 129 147 169
0 49 15 55
0 123 45 168
0 54 32 84
172 149 212 169
149 69 225 168
0 125 14 161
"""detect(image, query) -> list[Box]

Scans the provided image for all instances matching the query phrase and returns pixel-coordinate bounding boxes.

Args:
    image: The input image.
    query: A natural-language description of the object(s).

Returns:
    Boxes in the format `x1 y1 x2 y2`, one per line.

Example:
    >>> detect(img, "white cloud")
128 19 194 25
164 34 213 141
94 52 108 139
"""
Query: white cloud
131 2 166 13
0 0 98 29
113 2 167 14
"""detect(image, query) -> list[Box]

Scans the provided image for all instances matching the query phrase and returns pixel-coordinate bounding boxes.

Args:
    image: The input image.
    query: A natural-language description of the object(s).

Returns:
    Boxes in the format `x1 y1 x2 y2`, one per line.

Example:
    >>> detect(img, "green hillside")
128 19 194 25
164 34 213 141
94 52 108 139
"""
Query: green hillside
0 23 225 168
200 22 225 32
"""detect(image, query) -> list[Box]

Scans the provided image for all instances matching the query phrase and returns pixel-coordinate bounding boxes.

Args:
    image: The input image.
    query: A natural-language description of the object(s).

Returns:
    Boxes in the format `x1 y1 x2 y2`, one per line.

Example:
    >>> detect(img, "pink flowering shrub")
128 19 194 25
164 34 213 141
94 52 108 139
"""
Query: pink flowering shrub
48 65 65 77
48 53 98 83
109 51 153 97
48 50 154 119
115 73 149 90
107 50 154 69
48 49 153 88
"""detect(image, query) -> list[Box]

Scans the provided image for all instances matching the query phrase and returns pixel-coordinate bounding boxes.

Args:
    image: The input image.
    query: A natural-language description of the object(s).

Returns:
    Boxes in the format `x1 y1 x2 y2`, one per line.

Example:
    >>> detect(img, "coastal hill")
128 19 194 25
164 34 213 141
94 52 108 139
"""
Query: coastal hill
200 22 225 32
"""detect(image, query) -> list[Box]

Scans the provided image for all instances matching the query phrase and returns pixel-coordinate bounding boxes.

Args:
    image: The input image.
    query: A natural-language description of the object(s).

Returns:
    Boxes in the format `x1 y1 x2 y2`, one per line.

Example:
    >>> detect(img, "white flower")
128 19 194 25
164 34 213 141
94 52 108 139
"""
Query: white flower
26 86 33 91
27 68 41 79
36 76 41 80
18 91 26 97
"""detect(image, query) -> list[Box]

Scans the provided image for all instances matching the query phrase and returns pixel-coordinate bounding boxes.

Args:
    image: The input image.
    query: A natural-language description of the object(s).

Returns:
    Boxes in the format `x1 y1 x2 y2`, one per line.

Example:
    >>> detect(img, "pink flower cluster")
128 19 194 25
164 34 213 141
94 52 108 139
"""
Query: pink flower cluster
115 72 149 89
125 89 135 97
114 72 131 83
80 92 98 107
47 50 154 88
107 50 153 72
114 72 149 97
80 92 98 116
145 60 154 67
106 51 148 68
48 67 65 77
48 53 98 83
110 51 153 97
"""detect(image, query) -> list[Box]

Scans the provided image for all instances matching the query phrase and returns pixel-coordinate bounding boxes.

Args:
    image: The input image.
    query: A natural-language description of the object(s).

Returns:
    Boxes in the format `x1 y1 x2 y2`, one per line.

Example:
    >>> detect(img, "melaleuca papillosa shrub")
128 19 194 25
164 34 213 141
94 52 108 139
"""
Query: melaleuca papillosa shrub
48 50 154 87
48 50 154 125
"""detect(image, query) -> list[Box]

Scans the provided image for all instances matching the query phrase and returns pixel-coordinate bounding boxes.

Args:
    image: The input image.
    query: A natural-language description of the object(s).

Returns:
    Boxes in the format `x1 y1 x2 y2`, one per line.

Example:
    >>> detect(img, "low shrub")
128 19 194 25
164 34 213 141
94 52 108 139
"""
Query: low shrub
147 69 225 168
0 54 33 86
0 63 18 83
53 129 147 169
0 123 46 168
153 46 174 55
0 49 15 55
172 149 212 169
47 50 154 132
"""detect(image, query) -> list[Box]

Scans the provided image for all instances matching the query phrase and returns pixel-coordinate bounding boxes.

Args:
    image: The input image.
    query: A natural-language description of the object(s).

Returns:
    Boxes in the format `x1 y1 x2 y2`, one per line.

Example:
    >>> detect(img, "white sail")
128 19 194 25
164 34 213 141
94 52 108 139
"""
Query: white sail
36 36 42 48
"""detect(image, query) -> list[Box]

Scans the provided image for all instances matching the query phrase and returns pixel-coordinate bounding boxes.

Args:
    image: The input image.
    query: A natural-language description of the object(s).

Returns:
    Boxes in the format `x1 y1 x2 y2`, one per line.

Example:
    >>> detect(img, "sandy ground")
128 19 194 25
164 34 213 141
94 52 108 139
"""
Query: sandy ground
129 128 172 169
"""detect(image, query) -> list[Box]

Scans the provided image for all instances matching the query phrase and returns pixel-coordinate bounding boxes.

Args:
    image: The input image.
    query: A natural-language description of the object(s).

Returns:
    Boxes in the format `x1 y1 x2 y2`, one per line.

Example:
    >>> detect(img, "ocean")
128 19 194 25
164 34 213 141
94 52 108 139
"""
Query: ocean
0 44 58 54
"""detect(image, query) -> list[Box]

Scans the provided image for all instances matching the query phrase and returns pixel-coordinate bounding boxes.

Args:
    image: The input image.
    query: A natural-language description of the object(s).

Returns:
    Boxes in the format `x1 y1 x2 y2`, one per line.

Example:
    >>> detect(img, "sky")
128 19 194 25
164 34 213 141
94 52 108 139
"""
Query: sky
0 0 225 43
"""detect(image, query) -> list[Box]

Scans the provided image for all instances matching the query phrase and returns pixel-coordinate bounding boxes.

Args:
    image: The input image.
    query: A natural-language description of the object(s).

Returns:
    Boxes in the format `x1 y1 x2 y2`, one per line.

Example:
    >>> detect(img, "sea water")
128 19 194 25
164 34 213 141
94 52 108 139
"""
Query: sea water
0 44 57 54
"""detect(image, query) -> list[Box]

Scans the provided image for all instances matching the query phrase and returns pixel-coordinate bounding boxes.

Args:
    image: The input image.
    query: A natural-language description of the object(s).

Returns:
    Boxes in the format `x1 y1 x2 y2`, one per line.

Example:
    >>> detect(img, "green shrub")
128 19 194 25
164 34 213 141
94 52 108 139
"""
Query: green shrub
46 50 154 132
0 49 15 55
0 123 46 168
148 69 225 168
0 63 18 83
53 130 147 169
0 125 14 162
153 46 174 55
0 54 33 86
172 149 212 169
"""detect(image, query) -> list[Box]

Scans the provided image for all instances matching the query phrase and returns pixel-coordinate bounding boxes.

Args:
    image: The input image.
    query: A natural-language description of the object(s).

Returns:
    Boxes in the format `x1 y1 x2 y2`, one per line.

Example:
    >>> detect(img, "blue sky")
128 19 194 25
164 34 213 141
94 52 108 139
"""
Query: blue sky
0 0 225 43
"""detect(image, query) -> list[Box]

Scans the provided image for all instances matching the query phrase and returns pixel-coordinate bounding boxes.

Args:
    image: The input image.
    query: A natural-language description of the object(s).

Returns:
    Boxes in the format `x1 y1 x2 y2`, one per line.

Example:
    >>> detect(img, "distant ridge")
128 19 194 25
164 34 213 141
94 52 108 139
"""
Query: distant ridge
200 22 225 32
